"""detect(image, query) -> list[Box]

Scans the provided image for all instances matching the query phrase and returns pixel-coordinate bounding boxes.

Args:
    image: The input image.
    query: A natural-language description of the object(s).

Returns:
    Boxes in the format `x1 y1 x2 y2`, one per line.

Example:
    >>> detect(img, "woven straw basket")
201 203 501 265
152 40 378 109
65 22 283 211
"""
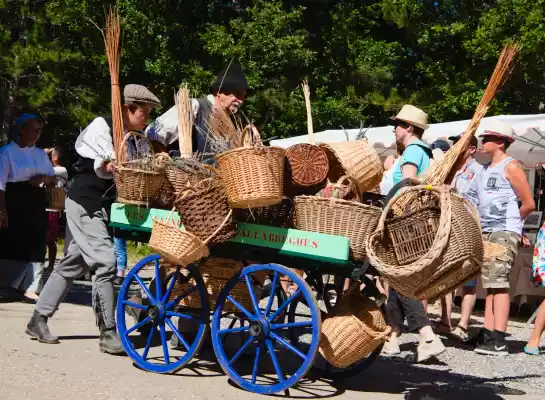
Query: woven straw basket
234 196 293 228
149 208 232 266
153 154 197 208
216 135 286 208
286 143 329 188
113 132 165 206
294 175 382 261
47 187 66 210
320 140 383 194
174 178 236 243
319 288 391 368
367 185 483 300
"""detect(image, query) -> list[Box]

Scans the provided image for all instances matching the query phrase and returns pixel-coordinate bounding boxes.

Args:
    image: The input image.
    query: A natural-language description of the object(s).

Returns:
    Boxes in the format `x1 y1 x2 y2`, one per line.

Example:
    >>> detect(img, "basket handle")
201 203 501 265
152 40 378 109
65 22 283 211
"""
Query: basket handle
239 125 264 149
165 207 181 227
332 175 362 202
302 80 314 144
117 130 155 162
202 209 233 245
202 164 218 175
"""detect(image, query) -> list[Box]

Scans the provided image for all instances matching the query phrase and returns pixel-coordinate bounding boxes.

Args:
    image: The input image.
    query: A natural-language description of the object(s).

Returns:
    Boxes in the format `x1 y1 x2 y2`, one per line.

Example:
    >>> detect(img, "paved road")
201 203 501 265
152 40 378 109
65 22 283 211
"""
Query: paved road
0 283 541 400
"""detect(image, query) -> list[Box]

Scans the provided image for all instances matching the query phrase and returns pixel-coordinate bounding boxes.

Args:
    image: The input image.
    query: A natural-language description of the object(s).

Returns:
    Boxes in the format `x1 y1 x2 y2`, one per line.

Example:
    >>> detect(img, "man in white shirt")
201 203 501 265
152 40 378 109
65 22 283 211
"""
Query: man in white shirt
26 84 160 354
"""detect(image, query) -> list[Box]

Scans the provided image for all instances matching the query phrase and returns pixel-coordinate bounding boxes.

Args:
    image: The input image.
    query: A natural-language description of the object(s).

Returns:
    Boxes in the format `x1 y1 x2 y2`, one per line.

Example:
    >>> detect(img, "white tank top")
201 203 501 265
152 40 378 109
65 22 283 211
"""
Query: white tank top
380 158 400 196
474 157 522 235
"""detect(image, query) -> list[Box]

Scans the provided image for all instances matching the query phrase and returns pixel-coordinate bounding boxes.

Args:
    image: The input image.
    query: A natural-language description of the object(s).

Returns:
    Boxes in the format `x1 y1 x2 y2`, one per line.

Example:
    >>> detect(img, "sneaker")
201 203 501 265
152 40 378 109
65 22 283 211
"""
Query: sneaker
475 341 508 356
382 337 401 355
113 276 125 287
464 328 490 347
416 336 446 362
451 326 469 342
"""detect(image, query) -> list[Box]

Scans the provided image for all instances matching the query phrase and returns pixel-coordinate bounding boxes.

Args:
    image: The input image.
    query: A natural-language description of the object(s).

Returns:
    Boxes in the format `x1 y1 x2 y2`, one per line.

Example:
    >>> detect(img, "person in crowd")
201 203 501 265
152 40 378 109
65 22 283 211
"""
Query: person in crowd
430 139 450 163
26 85 161 354
0 114 55 301
145 62 259 161
525 220 545 355
44 147 68 271
382 105 446 362
380 142 404 196
467 120 535 356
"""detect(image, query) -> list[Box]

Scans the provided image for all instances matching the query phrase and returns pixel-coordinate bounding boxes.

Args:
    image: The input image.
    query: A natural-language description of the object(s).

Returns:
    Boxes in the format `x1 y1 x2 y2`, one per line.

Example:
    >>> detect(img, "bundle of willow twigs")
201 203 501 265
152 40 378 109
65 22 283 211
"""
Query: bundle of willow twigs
104 7 124 162
202 107 243 155
424 44 519 186
176 84 193 158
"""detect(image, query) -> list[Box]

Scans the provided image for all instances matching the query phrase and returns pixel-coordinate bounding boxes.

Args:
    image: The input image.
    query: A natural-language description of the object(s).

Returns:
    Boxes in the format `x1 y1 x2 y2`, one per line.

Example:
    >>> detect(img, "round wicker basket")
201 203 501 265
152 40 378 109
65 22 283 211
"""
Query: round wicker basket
285 143 329 188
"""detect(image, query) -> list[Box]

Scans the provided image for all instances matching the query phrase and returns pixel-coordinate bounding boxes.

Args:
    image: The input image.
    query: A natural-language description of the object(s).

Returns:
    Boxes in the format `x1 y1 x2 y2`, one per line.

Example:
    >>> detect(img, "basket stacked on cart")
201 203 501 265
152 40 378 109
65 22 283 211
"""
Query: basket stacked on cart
367 185 484 300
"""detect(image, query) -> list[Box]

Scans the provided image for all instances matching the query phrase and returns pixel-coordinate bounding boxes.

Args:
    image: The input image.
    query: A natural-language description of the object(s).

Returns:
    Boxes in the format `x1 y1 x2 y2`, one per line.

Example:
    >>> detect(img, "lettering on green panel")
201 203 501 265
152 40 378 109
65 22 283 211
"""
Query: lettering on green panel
109 203 181 232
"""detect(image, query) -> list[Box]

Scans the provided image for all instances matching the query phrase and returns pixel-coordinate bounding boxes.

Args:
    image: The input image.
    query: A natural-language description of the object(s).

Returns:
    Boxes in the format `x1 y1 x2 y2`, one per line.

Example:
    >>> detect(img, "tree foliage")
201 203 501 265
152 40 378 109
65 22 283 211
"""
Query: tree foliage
1 0 544 150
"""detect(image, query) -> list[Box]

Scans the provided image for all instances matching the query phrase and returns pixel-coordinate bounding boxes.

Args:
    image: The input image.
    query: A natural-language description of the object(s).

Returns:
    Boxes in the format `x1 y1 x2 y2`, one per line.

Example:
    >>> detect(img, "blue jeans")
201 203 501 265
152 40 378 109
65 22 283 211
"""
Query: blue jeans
113 237 127 272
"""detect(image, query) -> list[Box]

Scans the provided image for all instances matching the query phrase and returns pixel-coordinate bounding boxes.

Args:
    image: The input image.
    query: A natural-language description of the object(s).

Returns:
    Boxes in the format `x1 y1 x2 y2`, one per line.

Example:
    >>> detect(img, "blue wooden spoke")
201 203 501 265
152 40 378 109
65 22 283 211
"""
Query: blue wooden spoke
251 345 261 385
134 275 156 305
228 335 255 366
154 258 163 301
165 284 197 309
142 327 156 360
123 300 148 311
165 318 190 351
266 339 284 384
245 275 261 316
159 323 170 364
264 272 279 316
270 321 313 330
161 267 180 304
269 288 301 322
166 311 197 321
125 316 152 335
227 295 255 319
269 332 306 360
217 326 250 336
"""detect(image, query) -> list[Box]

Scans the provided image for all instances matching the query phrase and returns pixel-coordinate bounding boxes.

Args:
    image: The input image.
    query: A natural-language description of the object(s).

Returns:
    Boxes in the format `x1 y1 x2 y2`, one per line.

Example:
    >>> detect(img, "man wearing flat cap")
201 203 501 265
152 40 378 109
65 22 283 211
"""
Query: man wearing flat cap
26 84 160 355
146 62 256 160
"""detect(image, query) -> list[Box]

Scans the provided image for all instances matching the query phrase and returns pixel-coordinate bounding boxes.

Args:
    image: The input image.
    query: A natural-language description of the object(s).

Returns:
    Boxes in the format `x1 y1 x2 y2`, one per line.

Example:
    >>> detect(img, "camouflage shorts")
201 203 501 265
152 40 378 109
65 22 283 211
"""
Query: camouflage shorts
481 231 520 289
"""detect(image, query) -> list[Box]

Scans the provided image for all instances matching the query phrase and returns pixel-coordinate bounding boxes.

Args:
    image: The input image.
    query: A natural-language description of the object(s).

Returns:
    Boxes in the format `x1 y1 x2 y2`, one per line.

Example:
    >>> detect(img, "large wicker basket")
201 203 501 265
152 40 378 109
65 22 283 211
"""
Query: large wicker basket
319 288 391 368
294 176 382 261
47 187 66 210
216 139 286 208
285 143 329 188
320 140 383 194
113 132 165 206
174 178 236 243
366 185 484 300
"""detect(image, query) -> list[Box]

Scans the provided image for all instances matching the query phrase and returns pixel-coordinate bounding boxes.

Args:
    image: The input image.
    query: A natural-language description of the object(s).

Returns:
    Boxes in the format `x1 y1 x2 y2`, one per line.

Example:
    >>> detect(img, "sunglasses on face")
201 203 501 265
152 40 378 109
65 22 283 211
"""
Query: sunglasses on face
481 136 506 145
394 121 410 129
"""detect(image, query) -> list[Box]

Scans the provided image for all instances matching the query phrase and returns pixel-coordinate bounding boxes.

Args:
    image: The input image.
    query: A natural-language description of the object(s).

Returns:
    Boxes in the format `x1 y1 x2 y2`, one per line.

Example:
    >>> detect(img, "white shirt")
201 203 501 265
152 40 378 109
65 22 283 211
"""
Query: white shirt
145 95 214 147
53 166 68 187
0 141 55 191
74 117 147 180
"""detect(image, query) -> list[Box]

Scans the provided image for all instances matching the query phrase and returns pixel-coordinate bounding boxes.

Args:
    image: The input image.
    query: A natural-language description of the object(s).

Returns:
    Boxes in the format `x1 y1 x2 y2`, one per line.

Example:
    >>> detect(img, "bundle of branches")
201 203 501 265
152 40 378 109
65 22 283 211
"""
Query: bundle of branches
202 107 244 154
424 44 520 186
168 155 215 179
103 7 124 162
176 84 193 158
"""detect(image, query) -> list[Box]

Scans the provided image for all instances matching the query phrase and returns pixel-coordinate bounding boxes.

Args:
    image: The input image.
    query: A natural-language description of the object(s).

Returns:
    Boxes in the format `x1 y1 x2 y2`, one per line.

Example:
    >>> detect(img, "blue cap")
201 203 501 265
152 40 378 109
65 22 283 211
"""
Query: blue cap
15 113 39 127
430 139 450 152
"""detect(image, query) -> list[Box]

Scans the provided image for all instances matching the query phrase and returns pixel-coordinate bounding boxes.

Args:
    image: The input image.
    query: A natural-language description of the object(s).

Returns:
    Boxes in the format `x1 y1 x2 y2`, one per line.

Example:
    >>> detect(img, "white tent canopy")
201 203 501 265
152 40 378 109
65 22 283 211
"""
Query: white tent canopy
270 114 545 168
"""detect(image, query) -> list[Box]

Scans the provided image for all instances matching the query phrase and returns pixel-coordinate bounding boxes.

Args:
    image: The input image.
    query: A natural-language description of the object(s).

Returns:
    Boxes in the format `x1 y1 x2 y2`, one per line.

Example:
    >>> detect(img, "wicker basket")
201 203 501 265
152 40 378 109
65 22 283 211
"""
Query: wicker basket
286 143 329 188
294 176 382 261
47 187 66 210
366 185 484 300
234 196 293 228
174 178 236 243
149 208 232 266
113 132 165 206
319 288 391 368
320 140 383 194
216 137 286 208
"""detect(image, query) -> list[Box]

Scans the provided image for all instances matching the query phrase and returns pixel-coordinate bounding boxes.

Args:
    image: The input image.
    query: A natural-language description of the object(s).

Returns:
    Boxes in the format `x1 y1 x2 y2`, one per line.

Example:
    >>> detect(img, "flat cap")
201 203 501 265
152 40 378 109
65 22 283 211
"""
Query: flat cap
123 84 161 106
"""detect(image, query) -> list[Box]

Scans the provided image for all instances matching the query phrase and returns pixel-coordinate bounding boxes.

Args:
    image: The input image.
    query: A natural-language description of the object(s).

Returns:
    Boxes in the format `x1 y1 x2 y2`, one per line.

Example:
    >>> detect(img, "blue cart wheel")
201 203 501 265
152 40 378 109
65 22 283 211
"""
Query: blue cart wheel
211 263 321 394
117 254 209 374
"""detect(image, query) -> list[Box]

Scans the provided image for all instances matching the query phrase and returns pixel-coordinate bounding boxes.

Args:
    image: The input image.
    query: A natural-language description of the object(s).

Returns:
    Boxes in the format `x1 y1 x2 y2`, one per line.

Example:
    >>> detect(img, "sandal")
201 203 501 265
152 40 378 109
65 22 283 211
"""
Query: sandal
524 345 540 356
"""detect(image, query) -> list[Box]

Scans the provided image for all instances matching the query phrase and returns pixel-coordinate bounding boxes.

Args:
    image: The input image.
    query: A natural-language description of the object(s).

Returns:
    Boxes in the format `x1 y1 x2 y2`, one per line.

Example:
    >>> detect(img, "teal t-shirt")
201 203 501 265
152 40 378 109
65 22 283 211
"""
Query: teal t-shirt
392 139 431 185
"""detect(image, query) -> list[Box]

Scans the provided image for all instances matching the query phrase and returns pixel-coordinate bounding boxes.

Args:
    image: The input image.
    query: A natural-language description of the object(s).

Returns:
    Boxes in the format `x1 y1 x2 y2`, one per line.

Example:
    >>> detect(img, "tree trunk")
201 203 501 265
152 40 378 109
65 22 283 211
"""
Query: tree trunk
1 81 16 145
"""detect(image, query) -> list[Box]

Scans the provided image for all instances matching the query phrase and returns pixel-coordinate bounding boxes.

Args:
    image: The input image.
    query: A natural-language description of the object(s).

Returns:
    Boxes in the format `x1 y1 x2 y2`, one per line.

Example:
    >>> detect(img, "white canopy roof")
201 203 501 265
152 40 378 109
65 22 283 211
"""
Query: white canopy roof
270 114 545 168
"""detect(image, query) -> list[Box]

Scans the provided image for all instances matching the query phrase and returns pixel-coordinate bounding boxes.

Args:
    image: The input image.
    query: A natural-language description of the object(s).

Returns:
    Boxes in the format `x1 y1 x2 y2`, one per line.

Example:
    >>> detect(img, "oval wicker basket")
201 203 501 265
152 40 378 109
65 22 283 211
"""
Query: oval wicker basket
47 187 66 210
294 175 382 261
366 185 484 300
286 143 329 188
319 288 391 368
113 132 165 206
216 140 286 208
320 140 383 194
174 178 236 243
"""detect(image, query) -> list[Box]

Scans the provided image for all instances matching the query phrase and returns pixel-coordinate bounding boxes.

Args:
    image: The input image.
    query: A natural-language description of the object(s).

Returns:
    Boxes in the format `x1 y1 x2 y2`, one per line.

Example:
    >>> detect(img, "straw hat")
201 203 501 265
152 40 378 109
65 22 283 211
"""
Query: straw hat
391 105 429 130
480 120 515 143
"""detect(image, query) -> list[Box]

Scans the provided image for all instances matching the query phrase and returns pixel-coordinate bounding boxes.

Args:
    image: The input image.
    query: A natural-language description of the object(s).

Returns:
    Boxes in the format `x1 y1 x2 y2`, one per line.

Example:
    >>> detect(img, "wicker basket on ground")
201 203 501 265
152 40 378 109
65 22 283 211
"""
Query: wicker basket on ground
174 178 236 243
294 175 382 261
113 132 165 206
216 133 286 208
366 185 484 300
320 140 383 194
319 287 391 368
